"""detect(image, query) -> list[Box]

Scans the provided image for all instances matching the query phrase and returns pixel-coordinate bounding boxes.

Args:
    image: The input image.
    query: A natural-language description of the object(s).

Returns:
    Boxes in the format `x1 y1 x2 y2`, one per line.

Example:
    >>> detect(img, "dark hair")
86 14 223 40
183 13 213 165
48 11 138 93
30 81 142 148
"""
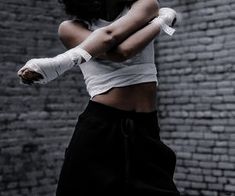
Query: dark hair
58 0 137 22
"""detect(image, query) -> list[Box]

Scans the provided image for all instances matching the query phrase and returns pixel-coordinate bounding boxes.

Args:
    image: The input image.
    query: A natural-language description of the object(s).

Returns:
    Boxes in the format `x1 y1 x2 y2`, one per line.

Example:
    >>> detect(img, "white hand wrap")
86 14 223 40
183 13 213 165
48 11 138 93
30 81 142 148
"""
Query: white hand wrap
151 7 177 36
19 46 92 84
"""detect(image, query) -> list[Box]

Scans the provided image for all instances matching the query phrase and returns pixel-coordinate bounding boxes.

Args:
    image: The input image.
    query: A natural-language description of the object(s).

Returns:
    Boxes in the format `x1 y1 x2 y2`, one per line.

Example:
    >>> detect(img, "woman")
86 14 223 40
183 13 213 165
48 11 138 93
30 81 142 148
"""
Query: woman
17 0 180 195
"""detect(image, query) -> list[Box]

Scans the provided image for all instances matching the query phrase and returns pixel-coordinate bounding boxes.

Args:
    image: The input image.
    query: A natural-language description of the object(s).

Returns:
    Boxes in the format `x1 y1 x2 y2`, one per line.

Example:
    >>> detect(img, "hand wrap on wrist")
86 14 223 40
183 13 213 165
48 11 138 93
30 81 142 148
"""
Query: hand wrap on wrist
19 46 92 84
151 7 178 36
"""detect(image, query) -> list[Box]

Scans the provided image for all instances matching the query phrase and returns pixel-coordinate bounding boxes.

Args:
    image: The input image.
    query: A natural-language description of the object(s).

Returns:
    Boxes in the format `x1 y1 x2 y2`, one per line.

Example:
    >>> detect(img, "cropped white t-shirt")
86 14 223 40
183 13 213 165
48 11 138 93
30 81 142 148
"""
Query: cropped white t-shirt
79 7 158 98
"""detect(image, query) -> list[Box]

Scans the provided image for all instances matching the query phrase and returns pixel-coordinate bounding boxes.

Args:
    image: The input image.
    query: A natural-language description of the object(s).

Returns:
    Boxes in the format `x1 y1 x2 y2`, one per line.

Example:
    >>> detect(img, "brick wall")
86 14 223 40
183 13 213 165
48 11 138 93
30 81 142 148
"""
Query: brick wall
0 0 235 196
157 0 235 195
0 1 89 195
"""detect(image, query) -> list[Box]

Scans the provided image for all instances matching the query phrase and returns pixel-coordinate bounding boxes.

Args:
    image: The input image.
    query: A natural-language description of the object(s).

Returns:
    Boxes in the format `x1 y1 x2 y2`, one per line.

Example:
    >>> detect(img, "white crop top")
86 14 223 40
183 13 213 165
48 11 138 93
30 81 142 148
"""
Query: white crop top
79 7 158 98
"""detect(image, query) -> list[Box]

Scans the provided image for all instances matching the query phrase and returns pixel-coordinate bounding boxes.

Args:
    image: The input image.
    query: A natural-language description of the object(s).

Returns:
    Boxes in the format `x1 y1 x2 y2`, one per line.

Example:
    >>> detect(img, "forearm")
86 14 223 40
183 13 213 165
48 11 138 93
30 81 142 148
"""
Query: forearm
78 22 155 58
77 0 159 57
103 21 161 61
59 19 161 62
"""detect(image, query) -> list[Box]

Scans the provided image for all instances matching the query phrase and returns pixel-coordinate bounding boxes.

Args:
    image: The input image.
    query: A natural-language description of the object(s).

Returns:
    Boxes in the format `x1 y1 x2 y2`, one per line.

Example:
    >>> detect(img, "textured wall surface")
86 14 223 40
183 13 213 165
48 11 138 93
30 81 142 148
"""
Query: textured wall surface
0 0 235 196
0 1 89 196
157 0 235 195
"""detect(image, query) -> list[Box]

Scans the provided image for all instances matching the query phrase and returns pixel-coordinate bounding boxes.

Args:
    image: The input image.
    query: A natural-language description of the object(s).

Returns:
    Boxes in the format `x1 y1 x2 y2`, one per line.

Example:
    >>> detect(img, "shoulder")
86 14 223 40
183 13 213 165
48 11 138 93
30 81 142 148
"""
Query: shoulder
58 20 92 48
58 20 88 34
58 20 89 39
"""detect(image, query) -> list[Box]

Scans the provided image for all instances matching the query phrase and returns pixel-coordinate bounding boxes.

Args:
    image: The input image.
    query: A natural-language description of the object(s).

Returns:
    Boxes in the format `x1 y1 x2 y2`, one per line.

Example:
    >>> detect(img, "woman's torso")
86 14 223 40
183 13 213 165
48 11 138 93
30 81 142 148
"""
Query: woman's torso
81 7 158 112
92 82 157 112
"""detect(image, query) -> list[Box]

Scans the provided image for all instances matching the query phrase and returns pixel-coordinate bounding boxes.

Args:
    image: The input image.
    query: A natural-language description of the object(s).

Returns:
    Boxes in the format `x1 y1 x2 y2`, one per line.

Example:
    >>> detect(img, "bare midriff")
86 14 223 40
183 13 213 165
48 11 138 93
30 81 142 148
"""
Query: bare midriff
92 82 157 112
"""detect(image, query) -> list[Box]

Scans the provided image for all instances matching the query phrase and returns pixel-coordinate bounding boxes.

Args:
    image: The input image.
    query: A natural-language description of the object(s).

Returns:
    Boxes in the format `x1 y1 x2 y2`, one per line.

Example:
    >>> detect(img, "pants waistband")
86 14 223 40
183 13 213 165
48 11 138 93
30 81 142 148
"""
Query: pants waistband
80 100 158 120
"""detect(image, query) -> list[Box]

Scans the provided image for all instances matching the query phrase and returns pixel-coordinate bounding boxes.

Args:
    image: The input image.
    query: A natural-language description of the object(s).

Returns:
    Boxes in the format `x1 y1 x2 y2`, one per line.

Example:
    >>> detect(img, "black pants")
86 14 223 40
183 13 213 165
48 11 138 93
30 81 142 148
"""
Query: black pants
56 100 180 196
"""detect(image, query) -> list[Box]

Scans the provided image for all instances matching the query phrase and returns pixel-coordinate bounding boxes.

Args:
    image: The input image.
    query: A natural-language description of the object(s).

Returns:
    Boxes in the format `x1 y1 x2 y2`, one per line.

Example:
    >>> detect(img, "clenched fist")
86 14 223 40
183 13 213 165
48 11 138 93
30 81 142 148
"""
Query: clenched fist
17 68 43 85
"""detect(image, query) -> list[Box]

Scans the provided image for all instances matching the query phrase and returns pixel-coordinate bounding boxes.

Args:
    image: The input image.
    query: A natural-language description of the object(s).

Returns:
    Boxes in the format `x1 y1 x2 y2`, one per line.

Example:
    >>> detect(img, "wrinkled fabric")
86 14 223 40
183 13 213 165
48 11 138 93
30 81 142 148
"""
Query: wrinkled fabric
56 100 180 196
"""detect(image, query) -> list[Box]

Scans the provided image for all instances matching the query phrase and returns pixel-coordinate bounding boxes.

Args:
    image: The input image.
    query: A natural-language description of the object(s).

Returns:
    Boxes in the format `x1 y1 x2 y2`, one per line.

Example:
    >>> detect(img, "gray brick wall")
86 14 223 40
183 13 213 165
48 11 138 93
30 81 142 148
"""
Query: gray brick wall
0 0 235 196
157 0 235 195
0 1 89 196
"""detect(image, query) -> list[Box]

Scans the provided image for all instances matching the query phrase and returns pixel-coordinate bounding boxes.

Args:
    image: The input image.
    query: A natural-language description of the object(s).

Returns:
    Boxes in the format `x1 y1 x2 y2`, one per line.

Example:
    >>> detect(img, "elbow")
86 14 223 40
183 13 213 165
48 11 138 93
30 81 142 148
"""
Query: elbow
119 49 132 62
146 0 160 18
94 28 118 49
155 1 160 16
152 0 160 13
155 0 160 10
113 47 133 62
